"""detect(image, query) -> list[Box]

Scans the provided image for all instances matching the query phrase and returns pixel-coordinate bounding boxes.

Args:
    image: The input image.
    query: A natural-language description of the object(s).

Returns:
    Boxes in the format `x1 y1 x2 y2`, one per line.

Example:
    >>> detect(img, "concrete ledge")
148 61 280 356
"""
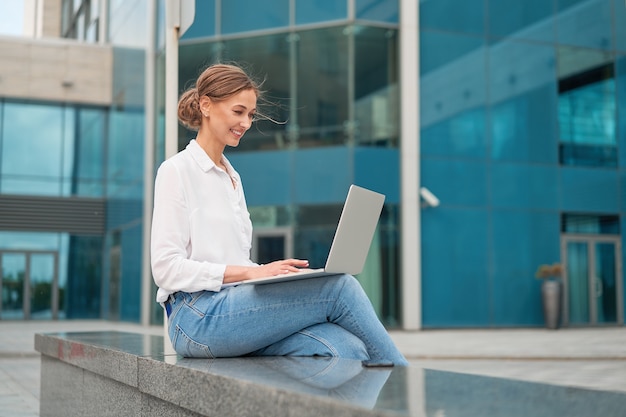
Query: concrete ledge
35 331 626 417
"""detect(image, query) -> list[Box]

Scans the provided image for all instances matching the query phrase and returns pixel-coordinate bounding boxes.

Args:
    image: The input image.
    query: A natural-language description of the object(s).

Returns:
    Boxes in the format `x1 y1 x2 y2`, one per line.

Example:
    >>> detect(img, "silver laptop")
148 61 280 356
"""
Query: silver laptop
231 184 385 286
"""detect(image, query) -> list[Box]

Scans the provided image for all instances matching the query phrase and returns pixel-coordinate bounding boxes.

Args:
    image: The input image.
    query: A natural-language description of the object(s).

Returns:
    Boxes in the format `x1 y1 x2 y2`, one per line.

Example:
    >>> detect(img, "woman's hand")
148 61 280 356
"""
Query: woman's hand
250 259 309 279
223 259 309 284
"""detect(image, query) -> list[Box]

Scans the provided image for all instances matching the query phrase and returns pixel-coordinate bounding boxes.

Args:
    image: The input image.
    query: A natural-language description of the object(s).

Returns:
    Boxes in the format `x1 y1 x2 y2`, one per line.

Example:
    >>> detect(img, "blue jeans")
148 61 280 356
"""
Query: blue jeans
166 274 408 366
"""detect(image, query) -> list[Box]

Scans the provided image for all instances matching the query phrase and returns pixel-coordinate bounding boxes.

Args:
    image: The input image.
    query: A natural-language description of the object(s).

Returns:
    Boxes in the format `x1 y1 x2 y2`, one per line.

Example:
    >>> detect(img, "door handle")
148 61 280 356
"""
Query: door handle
594 276 603 298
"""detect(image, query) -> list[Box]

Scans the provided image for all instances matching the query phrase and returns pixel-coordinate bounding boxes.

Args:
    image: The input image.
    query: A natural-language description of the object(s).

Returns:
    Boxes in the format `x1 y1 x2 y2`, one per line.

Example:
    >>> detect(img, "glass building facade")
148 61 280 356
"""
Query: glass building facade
0 0 624 329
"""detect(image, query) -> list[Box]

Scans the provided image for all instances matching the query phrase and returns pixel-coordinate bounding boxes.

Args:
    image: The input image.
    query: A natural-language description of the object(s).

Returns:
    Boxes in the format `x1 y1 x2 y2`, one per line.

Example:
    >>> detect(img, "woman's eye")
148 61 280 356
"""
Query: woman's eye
234 110 243 115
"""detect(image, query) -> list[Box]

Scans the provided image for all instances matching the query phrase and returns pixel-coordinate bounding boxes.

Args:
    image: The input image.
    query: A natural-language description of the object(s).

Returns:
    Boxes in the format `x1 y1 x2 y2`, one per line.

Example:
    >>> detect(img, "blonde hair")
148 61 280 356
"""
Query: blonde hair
177 64 261 130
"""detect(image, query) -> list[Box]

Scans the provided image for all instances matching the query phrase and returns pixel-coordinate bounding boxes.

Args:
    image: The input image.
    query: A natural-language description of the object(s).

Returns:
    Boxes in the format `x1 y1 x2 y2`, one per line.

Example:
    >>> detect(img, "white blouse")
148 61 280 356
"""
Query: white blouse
151 140 255 302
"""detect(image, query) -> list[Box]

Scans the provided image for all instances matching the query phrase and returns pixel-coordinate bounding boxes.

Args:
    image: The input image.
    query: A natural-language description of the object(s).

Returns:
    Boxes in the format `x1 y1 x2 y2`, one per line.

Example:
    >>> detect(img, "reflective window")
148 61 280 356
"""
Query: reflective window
107 0 147 47
488 0 554 42
356 0 398 23
221 0 289 34
354 26 398 146
296 0 347 25
1 101 107 197
420 0 484 35
561 214 620 234
182 26 398 152
1 103 65 195
556 0 613 50
420 31 487 158
65 108 106 196
557 49 616 167
180 0 215 40
107 109 144 197
490 41 557 163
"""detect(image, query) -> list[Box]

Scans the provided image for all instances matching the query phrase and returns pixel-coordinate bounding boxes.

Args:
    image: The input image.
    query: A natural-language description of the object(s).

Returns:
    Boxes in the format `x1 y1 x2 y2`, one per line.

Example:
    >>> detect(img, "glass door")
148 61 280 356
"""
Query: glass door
561 236 623 326
29 253 59 319
0 253 27 319
0 251 59 320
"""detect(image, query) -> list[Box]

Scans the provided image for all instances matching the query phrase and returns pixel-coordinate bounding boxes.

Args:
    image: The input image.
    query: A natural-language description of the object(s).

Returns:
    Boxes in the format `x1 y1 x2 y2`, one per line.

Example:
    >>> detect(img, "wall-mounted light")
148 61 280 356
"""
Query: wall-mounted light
420 187 440 208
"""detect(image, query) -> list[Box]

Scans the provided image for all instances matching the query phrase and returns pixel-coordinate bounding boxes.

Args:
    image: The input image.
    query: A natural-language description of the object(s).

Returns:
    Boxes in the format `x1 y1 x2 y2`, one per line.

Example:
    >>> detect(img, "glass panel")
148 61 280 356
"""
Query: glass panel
567 241 590 324
420 31 487 158
107 0 147 47
561 214 620 234
556 0 613 50
487 0 554 42
356 0 398 23
295 27 349 147
1 102 64 195
490 42 557 163
420 0 483 34
180 0 216 40
354 26 398 147
594 242 617 323
1 253 26 319
29 253 55 320
70 108 106 196
221 0 289 34
296 0 347 25
558 49 616 167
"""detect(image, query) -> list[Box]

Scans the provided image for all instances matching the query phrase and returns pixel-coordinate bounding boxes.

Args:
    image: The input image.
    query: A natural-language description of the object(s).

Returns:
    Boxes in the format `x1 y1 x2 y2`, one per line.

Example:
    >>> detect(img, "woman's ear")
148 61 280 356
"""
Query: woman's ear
199 95 211 118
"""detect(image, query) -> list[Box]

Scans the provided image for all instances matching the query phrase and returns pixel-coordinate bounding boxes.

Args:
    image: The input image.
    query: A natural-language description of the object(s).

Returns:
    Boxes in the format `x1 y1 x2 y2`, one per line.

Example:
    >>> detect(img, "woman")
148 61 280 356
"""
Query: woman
151 63 407 366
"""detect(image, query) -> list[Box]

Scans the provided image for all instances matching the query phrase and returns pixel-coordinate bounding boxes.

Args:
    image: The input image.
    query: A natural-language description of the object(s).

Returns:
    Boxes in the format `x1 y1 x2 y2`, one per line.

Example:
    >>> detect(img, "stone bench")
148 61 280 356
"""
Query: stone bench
35 331 626 417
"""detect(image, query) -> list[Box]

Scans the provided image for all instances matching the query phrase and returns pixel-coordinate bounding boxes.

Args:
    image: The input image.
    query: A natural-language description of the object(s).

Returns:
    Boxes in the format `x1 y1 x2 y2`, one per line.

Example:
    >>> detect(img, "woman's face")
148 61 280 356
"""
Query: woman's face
203 88 257 148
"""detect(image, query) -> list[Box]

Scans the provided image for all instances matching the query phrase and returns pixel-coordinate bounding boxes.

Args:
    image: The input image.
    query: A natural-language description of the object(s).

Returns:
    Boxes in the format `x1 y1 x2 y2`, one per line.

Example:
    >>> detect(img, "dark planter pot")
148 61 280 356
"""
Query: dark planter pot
541 279 562 329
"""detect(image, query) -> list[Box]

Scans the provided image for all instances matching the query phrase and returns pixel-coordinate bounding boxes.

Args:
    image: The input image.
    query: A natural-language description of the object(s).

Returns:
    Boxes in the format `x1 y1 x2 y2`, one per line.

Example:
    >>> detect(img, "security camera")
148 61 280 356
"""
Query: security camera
420 187 440 208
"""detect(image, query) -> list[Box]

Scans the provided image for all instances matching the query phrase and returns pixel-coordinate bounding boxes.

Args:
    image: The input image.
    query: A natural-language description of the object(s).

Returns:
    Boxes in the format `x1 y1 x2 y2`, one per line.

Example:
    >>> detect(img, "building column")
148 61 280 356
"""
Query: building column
400 0 421 330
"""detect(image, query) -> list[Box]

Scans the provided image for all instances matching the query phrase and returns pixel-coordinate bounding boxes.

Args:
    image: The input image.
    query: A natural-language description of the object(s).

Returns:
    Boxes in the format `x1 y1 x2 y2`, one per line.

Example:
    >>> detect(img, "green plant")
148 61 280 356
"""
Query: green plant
535 263 563 279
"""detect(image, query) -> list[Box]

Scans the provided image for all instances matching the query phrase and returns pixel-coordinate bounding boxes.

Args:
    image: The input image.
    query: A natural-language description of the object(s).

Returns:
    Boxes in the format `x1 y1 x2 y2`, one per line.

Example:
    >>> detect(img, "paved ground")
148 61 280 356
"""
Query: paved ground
1 321 625 417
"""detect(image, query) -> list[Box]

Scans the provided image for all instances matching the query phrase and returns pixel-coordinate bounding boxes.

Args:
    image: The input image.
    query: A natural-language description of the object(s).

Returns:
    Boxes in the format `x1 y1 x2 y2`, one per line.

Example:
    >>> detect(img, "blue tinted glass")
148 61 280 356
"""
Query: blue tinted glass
491 164 559 210
420 31 487 158
561 167 619 212
293 147 352 204
2 102 64 195
107 110 144 198
420 0 484 35
356 0 398 23
556 0 612 50
616 0 626 52
491 210 560 325
617 56 626 167
562 214 620 234
180 0 215 40
354 147 399 203
221 0 289 34
420 30 484 75
107 0 147 47
354 26 399 147
226 151 291 206
421 208 490 326
72 108 106 197
296 0 347 25
488 0 554 42
421 159 487 207
558 60 616 167
0 231 60 250
489 42 557 163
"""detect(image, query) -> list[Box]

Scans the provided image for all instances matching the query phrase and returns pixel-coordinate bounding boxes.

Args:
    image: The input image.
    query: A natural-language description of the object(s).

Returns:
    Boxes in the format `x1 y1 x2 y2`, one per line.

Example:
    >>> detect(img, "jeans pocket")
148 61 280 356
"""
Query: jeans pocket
172 325 214 358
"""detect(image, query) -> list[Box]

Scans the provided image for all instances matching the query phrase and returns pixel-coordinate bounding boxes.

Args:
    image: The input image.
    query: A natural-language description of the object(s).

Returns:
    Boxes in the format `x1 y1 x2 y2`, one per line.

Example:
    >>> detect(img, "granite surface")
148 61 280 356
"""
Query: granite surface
35 331 626 417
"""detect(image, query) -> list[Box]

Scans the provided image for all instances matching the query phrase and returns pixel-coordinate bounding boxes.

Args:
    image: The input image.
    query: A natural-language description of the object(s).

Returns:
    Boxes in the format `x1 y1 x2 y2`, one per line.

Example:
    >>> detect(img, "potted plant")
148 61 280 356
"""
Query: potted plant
535 263 563 329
